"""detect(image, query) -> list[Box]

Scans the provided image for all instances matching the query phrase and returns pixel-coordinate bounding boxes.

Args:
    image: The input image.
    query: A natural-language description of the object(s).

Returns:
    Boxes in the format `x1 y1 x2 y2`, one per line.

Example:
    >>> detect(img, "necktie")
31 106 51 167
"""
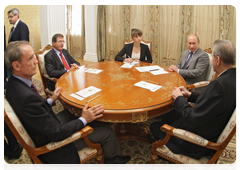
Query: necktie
31 83 40 96
59 52 70 70
182 52 193 69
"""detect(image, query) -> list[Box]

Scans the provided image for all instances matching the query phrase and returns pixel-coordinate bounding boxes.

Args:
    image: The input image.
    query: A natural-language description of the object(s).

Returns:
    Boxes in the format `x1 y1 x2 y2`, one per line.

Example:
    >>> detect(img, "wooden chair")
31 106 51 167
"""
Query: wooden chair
4 97 103 164
150 109 236 164
123 40 152 55
35 45 57 97
187 48 218 91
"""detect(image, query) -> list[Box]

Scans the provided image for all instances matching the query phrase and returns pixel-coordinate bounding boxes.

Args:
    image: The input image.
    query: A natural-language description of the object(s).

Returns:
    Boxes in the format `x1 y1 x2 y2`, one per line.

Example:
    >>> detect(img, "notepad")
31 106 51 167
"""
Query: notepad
134 81 162 92
75 86 102 98
70 94 84 101
121 63 134 68
150 69 169 75
85 68 103 74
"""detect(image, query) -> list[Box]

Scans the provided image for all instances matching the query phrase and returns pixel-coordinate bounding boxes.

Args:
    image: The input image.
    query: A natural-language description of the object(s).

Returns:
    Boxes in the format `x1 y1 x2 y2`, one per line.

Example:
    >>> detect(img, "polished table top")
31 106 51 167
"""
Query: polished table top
56 61 186 123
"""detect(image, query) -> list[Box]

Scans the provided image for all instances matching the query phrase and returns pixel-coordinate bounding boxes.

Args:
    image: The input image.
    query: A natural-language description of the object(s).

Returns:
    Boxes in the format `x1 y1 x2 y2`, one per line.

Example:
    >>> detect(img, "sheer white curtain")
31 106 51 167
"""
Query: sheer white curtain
66 5 85 59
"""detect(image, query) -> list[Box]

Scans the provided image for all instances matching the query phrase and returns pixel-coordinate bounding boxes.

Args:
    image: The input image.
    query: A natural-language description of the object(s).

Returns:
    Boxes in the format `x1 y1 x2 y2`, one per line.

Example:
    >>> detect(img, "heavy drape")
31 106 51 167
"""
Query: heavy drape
97 5 236 66
66 5 85 59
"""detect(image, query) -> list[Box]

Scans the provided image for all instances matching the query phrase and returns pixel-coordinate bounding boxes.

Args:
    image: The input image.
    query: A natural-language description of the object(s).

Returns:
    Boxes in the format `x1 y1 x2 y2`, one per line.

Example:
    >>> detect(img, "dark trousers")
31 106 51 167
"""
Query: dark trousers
150 109 181 140
56 110 122 159
4 121 21 158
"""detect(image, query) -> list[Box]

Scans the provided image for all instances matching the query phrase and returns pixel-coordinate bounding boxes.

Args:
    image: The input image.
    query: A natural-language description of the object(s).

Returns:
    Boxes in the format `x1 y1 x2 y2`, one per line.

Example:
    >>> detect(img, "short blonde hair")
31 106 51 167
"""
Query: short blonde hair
131 28 142 38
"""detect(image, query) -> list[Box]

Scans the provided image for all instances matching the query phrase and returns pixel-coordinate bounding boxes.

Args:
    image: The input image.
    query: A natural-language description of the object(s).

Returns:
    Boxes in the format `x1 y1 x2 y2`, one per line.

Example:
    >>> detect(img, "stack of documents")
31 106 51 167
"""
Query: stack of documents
85 68 103 74
70 86 102 101
134 81 162 92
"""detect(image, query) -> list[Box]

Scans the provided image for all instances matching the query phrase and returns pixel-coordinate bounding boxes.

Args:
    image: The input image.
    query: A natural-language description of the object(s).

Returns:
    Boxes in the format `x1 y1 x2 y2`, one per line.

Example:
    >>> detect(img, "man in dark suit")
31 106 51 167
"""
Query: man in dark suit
168 34 209 92
4 25 23 160
45 33 80 91
7 8 29 43
6 8 29 156
148 39 236 159
5 41 131 164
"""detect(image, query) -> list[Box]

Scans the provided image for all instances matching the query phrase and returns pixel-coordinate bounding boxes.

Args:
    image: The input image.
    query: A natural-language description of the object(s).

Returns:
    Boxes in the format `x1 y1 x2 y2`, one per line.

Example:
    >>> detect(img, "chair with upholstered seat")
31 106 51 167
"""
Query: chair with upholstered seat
4 97 103 164
150 109 236 164
35 45 57 97
123 40 152 54
187 48 218 91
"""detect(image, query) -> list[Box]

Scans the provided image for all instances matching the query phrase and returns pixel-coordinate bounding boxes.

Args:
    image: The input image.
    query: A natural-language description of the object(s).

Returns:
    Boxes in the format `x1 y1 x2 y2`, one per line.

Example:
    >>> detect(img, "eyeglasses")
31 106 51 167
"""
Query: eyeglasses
57 41 65 43
8 15 16 19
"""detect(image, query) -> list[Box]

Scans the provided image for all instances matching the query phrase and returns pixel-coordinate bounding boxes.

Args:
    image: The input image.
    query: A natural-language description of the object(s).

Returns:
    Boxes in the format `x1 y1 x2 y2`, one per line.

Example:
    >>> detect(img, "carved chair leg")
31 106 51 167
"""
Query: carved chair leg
96 155 103 164
29 156 37 169
151 154 157 164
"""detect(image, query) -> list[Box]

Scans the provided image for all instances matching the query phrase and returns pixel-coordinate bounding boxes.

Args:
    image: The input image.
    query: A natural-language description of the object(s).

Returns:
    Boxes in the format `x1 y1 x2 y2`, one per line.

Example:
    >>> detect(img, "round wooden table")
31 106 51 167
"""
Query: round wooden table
56 61 186 141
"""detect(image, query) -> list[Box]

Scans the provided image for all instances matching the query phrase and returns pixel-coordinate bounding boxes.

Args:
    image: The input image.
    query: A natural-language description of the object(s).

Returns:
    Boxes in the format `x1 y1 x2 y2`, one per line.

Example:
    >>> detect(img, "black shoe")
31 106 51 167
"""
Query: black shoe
12 144 23 159
4 153 14 160
104 155 131 164
147 134 156 144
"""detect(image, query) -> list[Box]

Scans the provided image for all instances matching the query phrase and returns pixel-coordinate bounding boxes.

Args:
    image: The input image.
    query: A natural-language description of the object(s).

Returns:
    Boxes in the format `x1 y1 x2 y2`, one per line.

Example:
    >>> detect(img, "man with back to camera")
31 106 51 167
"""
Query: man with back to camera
168 34 209 92
5 41 131 164
45 33 80 91
148 39 236 159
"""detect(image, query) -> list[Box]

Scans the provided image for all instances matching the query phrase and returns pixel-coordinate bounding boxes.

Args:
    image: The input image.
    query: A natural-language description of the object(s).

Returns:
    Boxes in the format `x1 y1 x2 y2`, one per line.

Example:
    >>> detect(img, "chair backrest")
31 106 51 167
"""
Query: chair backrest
36 45 53 75
204 48 216 81
4 97 36 148
123 40 152 54
217 109 236 143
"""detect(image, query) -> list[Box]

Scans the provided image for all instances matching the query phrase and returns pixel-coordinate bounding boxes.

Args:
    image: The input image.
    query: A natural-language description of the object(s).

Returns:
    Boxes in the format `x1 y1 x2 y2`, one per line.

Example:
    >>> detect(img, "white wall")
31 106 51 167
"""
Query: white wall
39 5 98 62
39 5 66 50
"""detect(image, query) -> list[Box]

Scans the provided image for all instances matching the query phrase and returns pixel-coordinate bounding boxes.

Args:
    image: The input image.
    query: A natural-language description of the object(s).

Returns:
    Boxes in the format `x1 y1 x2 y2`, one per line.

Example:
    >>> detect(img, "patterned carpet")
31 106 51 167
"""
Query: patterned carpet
4 77 236 164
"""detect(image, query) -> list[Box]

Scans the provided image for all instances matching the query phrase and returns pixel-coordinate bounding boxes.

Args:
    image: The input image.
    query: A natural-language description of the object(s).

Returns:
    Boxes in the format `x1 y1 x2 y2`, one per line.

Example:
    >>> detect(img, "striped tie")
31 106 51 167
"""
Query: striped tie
31 83 40 96
182 52 193 69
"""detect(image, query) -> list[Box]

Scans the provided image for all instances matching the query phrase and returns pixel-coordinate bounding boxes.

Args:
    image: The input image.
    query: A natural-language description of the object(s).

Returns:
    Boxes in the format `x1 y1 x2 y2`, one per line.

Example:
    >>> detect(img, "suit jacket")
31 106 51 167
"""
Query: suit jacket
115 43 152 63
45 49 80 90
160 68 236 159
6 76 83 163
8 20 29 43
176 48 209 92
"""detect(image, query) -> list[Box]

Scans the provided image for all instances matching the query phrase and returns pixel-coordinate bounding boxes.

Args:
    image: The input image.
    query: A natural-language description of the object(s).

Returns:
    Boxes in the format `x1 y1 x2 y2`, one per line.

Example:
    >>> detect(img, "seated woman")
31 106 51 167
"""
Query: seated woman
115 28 152 63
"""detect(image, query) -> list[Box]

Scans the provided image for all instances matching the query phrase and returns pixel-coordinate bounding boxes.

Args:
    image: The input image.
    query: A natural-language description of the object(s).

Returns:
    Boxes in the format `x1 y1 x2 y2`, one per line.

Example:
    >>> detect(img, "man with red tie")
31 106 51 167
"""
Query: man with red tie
45 33 80 91
5 41 131 164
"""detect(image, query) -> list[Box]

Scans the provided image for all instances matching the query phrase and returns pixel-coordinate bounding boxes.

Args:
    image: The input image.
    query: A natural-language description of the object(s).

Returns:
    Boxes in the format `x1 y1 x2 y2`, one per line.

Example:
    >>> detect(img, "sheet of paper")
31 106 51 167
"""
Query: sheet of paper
150 70 169 75
134 81 162 92
70 94 84 101
76 86 102 98
85 68 103 74
135 65 162 72
123 61 139 65
121 63 134 68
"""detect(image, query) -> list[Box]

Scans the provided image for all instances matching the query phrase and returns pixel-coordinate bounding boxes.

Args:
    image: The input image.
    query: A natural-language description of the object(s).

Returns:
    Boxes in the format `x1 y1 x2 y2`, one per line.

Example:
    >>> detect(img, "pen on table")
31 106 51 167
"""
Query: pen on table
75 93 84 98
88 95 100 103
149 69 160 71
146 80 160 85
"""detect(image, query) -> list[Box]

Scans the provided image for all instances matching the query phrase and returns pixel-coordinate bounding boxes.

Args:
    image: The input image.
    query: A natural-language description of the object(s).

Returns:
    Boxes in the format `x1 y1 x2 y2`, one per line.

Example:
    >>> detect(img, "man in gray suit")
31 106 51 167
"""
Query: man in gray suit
168 34 209 92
